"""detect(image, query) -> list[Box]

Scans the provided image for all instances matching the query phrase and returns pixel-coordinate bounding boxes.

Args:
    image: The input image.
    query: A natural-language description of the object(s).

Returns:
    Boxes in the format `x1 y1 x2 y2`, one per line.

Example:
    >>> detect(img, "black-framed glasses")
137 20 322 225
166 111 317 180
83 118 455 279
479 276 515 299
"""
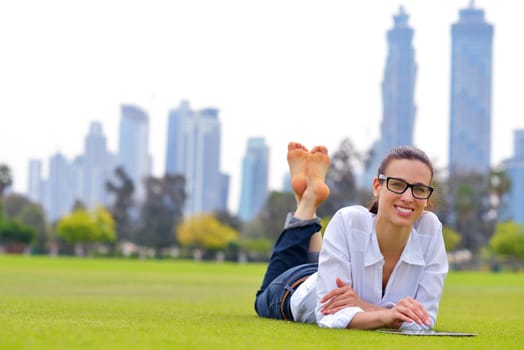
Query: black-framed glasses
378 174 434 199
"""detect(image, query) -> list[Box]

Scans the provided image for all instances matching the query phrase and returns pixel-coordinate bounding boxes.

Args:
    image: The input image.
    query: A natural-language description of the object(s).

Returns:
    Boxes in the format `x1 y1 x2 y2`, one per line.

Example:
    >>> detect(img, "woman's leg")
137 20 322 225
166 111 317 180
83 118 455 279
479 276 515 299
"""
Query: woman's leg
258 143 329 288
255 142 330 319
298 145 330 258
255 220 321 299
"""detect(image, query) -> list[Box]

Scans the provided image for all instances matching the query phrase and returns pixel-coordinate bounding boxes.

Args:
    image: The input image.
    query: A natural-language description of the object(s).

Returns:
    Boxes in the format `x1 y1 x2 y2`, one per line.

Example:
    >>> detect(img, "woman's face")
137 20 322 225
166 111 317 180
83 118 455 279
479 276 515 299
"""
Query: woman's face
373 158 432 228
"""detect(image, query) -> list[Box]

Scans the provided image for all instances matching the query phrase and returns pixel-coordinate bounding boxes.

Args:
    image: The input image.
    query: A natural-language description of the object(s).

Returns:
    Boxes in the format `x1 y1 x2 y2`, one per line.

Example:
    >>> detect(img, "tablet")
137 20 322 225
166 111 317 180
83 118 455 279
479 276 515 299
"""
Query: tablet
376 329 477 336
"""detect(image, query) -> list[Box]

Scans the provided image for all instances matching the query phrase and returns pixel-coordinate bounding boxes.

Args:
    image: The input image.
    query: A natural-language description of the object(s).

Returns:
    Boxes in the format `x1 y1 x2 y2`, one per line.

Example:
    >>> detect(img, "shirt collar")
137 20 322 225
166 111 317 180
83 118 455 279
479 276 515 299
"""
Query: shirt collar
365 227 426 267
400 229 425 266
364 233 384 266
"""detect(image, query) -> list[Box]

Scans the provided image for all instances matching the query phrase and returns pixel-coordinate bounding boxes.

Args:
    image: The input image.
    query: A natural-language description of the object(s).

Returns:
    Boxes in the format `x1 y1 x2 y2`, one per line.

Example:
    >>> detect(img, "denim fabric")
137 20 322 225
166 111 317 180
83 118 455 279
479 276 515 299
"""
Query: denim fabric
254 219 321 320
255 262 318 320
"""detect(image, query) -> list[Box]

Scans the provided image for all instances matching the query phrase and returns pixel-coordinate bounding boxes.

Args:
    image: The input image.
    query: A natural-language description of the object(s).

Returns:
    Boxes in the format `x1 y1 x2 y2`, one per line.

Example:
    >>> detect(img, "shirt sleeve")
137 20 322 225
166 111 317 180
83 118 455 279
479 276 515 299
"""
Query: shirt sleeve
405 212 449 329
315 207 364 328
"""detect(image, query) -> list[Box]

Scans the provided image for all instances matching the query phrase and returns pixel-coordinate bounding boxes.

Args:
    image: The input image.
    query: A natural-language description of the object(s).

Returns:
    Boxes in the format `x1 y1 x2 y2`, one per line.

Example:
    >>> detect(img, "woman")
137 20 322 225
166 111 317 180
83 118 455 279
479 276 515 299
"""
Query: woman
254 142 448 330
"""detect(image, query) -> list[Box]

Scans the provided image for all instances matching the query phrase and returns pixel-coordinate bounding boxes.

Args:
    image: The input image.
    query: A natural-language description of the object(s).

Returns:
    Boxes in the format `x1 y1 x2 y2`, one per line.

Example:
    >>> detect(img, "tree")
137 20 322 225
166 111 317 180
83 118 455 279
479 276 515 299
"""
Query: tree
236 237 272 261
2 194 50 254
0 164 13 223
106 166 135 242
490 222 524 261
94 206 117 243
176 214 238 252
449 172 493 253
426 169 451 223
214 209 242 231
137 174 186 257
0 164 13 198
442 226 461 252
489 168 511 219
72 199 87 211
321 138 362 218
249 191 295 243
3 194 32 218
56 206 116 255
18 203 50 254
0 219 35 253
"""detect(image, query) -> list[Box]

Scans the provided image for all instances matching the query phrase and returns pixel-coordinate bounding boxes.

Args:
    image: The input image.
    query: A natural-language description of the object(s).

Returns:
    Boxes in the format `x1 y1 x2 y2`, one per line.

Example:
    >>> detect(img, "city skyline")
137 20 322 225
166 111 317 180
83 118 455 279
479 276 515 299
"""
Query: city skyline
1 1 523 213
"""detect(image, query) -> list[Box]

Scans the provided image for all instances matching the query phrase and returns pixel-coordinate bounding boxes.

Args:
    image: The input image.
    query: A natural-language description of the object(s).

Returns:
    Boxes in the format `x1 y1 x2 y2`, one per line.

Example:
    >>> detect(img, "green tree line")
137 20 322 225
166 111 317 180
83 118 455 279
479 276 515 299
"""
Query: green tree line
1 138 523 267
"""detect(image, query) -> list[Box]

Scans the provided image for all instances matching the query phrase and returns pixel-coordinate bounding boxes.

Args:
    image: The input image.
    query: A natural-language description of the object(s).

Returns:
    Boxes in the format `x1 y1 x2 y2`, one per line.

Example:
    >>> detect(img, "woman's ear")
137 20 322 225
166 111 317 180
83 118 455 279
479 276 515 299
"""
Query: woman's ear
372 176 380 196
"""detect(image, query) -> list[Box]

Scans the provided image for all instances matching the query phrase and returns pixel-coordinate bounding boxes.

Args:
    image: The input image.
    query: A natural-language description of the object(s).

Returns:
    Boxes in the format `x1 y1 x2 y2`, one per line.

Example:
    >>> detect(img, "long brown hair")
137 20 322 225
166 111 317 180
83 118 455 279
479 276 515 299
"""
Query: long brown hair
368 145 434 214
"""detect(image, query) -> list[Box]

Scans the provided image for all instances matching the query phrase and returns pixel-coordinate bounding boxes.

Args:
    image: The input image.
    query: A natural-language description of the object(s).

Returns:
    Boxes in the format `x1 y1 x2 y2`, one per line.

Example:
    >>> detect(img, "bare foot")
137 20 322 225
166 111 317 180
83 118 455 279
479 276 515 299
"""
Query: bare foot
305 145 330 206
287 142 309 203
293 145 330 220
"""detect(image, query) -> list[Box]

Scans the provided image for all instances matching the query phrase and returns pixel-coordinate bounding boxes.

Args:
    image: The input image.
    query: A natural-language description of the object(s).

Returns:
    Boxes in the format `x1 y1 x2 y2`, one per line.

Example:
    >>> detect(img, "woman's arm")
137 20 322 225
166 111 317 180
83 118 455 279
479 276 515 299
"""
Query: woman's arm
320 278 385 314
348 297 431 330
320 278 431 330
316 208 365 328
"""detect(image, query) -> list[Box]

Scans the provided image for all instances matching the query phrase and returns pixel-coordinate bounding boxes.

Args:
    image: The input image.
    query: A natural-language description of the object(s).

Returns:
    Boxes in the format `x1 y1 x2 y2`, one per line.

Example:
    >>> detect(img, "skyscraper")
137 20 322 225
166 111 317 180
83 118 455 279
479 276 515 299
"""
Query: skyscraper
165 100 228 215
362 6 417 187
118 105 151 201
449 2 494 176
501 130 524 224
165 100 192 175
238 137 269 221
27 159 43 203
82 121 115 208
46 152 74 221
380 5 417 152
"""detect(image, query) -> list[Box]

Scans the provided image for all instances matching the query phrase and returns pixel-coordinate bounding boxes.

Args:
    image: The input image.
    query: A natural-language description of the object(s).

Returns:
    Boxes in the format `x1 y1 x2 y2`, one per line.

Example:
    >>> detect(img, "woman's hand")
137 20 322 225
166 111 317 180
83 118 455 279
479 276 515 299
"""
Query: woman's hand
382 297 431 329
320 277 367 315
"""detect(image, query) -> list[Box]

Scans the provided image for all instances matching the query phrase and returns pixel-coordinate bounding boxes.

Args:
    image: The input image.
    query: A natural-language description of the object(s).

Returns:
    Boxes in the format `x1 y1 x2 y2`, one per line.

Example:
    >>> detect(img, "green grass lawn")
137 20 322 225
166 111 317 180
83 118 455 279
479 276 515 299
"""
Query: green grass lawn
0 255 522 350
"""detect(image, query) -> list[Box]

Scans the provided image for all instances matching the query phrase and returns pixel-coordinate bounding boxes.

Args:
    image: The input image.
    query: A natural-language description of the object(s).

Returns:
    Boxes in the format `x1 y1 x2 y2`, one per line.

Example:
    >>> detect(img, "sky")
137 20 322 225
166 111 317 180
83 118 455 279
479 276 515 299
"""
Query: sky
1 0 523 213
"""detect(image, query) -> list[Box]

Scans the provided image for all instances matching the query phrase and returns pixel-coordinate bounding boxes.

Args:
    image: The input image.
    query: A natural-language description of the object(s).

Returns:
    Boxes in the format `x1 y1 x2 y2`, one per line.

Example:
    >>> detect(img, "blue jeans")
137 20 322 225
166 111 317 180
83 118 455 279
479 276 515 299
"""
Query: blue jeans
254 216 321 321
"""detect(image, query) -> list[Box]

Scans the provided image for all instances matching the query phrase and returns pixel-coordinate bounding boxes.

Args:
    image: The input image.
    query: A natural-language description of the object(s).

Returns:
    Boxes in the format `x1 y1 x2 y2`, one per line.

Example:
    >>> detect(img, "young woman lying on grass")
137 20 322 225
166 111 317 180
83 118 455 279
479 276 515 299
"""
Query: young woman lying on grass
255 142 448 330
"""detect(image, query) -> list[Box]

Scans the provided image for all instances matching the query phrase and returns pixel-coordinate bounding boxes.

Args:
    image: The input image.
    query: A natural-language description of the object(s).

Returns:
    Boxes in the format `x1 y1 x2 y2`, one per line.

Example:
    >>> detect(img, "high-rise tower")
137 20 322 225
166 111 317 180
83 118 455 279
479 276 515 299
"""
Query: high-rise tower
46 152 74 221
165 100 228 215
380 5 417 153
27 159 43 204
118 105 151 201
82 121 115 208
362 6 417 187
449 2 494 176
238 137 269 221
500 130 524 224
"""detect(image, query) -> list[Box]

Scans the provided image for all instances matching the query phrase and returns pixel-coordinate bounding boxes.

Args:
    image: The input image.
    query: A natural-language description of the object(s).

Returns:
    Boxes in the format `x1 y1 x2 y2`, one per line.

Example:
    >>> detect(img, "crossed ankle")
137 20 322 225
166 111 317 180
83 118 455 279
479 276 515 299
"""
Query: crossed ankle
284 213 321 229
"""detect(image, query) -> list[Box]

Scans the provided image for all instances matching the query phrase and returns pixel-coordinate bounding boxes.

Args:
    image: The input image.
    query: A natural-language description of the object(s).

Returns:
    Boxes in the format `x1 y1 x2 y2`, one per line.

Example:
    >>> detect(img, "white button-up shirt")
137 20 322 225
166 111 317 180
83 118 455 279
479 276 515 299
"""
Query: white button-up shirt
290 205 448 330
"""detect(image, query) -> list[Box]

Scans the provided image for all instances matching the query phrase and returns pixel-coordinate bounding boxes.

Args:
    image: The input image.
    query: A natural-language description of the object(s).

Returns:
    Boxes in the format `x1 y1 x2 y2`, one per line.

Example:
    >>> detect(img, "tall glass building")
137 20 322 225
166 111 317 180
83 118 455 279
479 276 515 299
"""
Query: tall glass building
27 159 43 203
380 5 417 153
238 137 269 221
501 130 524 224
165 100 192 175
118 105 151 201
362 6 416 187
449 3 494 176
82 121 115 208
46 152 74 221
165 100 228 215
